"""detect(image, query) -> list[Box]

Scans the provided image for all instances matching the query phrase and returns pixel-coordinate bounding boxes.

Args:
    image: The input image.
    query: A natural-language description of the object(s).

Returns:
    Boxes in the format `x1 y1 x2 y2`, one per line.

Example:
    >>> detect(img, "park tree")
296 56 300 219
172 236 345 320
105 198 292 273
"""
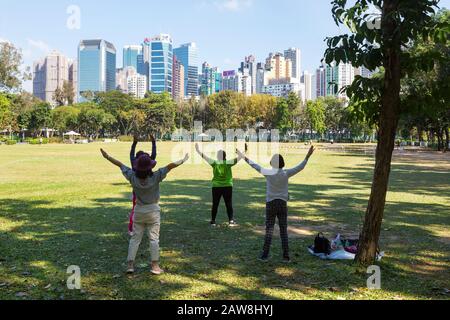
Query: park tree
53 87 66 107
286 92 302 131
51 106 80 134
62 81 75 106
77 103 115 139
140 92 176 137
0 41 31 93
305 99 326 139
274 97 291 134
28 102 52 137
94 90 135 135
325 0 448 265
0 94 15 132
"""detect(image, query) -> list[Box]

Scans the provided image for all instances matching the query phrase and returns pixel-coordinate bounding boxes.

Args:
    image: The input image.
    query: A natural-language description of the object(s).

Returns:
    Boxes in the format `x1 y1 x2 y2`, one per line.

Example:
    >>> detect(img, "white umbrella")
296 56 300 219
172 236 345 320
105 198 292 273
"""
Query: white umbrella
64 131 81 136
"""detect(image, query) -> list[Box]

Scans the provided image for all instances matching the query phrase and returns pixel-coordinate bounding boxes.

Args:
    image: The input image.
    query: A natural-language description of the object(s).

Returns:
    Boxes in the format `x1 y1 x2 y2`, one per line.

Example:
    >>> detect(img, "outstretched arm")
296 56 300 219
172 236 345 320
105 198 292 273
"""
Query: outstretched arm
236 149 263 174
195 143 215 165
150 134 157 160
286 146 315 178
166 154 190 173
101 149 125 168
130 136 138 164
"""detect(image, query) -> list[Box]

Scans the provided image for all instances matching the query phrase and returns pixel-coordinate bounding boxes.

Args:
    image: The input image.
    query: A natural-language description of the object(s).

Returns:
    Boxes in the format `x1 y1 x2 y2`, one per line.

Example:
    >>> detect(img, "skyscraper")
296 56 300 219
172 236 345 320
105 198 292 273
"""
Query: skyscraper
265 53 292 83
147 34 173 94
123 45 142 71
284 48 302 80
200 62 221 96
33 51 76 106
172 55 185 101
325 61 355 99
239 55 257 95
78 39 116 100
127 74 147 99
173 42 199 98
315 62 326 98
301 71 313 102
255 63 265 94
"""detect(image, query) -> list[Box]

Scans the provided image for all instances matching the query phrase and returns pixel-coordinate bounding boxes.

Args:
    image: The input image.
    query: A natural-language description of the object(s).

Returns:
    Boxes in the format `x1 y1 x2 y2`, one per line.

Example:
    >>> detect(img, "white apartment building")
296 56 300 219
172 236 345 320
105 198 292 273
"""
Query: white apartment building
127 74 147 99
262 82 302 98
284 47 302 80
301 71 313 101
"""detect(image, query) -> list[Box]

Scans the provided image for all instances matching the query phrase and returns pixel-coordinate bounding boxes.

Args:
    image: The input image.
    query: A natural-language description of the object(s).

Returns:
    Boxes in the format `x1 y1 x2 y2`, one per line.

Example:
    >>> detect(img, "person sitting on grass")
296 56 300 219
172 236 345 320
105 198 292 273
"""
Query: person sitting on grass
195 143 242 227
100 148 189 275
128 134 157 235
236 145 315 263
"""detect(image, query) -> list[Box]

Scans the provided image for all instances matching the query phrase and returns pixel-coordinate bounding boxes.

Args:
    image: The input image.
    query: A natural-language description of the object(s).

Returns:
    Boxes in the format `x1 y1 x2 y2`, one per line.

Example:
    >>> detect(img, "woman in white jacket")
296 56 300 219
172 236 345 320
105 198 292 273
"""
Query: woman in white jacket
237 145 315 262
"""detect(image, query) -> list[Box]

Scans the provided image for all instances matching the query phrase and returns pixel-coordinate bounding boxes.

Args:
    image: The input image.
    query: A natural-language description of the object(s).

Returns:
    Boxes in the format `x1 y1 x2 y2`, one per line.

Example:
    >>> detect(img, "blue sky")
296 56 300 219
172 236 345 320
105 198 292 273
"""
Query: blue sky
1 0 449 92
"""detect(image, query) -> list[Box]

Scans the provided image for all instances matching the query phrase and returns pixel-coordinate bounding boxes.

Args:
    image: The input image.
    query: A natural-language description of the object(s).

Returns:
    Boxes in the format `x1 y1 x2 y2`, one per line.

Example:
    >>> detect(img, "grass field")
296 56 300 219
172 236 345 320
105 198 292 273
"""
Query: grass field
0 142 449 300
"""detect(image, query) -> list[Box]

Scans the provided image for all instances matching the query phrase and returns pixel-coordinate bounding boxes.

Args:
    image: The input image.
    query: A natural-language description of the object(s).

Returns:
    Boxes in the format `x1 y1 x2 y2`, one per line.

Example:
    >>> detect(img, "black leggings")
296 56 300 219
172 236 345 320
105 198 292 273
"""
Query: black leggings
211 187 234 223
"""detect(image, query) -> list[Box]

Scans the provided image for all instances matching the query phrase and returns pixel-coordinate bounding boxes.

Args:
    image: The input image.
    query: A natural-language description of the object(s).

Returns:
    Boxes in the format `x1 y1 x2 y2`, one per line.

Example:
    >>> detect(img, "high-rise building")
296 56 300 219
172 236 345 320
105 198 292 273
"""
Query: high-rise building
355 66 376 78
127 74 147 99
301 71 313 102
262 82 302 98
172 56 185 101
33 51 77 106
325 61 355 99
78 39 116 100
116 66 137 93
173 42 199 98
222 70 240 92
255 63 265 94
123 45 142 71
68 60 78 103
265 53 293 84
200 62 221 96
239 55 257 95
284 48 302 80
147 34 173 94
315 62 326 98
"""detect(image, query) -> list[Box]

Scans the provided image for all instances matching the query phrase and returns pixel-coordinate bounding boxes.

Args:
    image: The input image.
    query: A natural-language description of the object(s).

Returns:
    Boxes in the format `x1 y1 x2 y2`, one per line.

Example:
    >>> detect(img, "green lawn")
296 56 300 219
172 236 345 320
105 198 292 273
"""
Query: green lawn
0 142 449 300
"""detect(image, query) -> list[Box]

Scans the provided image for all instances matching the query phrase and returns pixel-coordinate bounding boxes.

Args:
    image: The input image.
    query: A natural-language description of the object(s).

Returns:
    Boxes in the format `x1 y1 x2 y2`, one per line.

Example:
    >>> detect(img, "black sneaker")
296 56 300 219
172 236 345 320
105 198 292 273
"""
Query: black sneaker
210 221 217 227
259 255 269 262
229 220 238 227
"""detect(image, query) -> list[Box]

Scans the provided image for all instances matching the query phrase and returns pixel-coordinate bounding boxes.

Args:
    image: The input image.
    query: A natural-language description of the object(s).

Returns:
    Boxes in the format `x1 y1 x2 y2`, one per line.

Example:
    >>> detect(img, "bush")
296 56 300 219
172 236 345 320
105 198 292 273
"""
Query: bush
6 140 17 145
48 137 63 144
28 138 49 145
118 135 134 142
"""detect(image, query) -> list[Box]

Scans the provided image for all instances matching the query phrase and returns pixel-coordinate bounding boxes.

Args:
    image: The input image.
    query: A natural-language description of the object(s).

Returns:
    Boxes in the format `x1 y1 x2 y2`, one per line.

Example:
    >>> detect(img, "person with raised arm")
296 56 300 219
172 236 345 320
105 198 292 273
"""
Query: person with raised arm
236 145 315 263
195 143 242 227
128 134 157 235
100 148 189 275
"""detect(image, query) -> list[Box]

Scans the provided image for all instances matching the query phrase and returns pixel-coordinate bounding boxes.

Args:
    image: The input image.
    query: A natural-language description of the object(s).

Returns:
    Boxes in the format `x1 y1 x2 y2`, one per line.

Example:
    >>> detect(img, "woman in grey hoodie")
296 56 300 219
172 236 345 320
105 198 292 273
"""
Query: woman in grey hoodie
237 145 315 262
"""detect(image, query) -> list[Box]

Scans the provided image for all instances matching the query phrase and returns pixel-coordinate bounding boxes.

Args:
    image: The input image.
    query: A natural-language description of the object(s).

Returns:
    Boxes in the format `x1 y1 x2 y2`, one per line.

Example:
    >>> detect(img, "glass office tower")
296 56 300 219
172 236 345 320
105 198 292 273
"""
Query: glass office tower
173 42 199 97
123 45 142 71
78 39 116 100
146 34 173 94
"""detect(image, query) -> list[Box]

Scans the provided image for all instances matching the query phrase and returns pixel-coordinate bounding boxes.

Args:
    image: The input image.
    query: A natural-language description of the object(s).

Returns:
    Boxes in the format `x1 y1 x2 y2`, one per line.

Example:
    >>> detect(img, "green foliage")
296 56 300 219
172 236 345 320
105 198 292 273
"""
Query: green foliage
0 42 31 93
306 99 326 135
51 106 80 134
28 102 52 136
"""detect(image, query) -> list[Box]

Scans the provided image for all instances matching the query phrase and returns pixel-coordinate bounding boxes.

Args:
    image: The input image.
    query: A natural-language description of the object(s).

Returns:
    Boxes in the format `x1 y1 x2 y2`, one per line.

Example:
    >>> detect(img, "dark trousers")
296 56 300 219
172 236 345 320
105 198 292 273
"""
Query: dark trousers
262 199 289 259
211 187 234 223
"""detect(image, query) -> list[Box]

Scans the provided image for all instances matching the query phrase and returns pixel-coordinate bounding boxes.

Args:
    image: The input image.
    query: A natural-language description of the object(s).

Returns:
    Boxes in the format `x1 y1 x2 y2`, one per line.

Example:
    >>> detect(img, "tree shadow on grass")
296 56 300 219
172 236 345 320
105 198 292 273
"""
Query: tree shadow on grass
0 162 449 299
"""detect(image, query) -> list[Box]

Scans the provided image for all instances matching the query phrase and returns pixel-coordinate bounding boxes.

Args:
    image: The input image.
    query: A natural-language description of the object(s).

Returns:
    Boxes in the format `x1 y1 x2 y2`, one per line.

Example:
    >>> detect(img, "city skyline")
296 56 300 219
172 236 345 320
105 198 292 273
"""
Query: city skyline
2 0 450 93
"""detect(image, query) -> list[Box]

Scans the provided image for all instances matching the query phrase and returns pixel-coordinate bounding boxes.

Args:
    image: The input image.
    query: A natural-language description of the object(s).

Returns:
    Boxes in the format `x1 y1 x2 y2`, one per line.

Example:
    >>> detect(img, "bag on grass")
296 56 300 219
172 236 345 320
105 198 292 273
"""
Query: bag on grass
314 233 331 255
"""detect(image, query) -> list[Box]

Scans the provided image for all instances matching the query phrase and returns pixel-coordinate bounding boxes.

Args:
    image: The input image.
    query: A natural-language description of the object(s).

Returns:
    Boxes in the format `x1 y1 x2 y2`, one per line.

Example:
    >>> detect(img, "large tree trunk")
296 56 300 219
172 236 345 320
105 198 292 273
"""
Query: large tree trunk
445 128 449 153
356 0 401 266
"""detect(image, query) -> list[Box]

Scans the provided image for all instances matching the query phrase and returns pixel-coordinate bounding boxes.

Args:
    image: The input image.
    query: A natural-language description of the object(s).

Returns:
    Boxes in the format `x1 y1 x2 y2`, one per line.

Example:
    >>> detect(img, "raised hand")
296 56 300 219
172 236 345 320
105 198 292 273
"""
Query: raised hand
133 134 139 143
306 146 316 159
100 148 109 159
149 134 155 142
183 153 190 163
236 149 245 159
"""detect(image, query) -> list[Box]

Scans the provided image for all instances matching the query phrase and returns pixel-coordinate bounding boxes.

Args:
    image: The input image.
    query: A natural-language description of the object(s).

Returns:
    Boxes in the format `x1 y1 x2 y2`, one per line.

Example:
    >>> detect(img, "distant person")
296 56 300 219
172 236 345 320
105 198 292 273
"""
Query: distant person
100 148 189 275
195 143 242 227
128 134 157 235
236 145 315 263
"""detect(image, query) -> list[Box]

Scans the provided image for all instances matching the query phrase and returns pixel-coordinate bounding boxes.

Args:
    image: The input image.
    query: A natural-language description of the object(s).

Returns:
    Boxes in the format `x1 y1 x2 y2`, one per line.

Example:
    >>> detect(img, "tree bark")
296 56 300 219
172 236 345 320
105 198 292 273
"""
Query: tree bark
445 128 449 153
356 0 401 266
